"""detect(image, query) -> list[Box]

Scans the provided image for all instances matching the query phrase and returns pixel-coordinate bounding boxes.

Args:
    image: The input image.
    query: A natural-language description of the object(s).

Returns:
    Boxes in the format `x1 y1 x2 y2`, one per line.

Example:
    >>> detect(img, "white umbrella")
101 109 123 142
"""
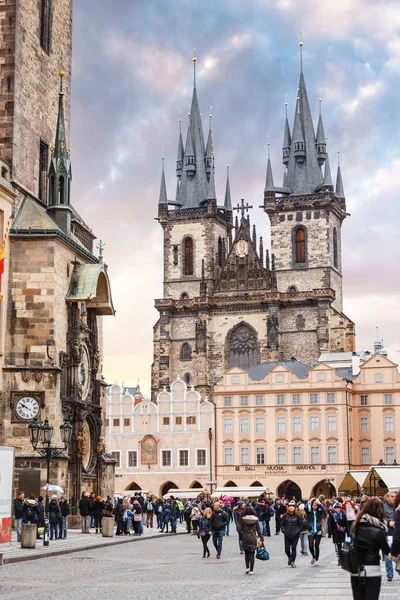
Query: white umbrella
42 484 64 494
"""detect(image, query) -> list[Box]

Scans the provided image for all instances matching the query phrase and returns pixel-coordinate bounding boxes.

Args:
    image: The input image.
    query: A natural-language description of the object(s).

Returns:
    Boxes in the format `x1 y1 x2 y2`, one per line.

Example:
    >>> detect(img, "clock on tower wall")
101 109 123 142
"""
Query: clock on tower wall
10 391 45 423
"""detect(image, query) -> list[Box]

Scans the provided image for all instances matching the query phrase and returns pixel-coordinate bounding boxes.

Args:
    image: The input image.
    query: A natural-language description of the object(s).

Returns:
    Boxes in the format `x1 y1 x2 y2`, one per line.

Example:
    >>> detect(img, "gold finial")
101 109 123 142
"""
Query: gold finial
267 142 270 146
192 56 197 62
296 96 300 101
325 136 328 141
209 113 212 118
285 102 288 106
188 112 191 116
58 70 65 78
193 46 196 61
299 41 303 47
178 118 182 123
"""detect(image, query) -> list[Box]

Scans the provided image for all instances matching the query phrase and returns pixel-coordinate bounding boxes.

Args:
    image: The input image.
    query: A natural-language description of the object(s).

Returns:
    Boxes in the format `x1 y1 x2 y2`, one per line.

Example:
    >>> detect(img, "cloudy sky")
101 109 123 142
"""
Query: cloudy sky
70 0 400 393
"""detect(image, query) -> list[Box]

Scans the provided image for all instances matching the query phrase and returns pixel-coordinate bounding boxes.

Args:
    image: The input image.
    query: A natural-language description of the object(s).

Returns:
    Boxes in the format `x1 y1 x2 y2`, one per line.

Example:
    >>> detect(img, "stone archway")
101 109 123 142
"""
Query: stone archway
161 481 178 497
277 480 302 501
250 480 263 487
189 480 202 489
312 480 337 498
224 480 237 487
125 481 142 491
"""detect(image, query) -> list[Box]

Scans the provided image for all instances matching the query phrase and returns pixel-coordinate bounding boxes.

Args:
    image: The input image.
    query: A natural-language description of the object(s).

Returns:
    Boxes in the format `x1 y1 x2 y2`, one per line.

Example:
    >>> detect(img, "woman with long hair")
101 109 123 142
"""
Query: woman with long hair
351 497 389 600
328 502 347 565
198 507 212 558
305 497 326 566
281 501 303 567
237 506 264 575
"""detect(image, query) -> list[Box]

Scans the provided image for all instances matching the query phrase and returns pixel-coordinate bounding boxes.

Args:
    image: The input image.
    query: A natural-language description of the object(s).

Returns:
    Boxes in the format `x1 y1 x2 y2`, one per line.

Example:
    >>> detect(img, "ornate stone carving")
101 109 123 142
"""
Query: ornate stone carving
195 320 207 353
267 314 279 348
227 324 258 370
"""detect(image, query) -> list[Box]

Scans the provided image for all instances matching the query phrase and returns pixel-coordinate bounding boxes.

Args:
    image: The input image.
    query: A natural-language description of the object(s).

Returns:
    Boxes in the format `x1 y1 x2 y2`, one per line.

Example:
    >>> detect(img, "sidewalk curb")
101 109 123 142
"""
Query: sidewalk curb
2 531 186 565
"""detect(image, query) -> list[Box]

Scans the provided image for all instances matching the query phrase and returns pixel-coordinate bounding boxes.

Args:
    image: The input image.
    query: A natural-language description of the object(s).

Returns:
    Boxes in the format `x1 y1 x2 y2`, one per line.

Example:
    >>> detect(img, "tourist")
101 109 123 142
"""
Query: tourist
132 499 142 535
233 500 245 554
191 500 202 535
342 495 358 535
328 502 347 565
176 499 184 523
223 500 233 536
389 490 400 573
169 496 178 534
273 497 286 535
198 507 212 558
281 500 303 568
297 502 309 556
306 497 325 566
350 497 389 600
48 494 60 540
79 491 91 534
94 495 104 534
210 501 229 559
89 491 96 528
59 495 70 539
13 491 24 542
160 501 171 533
383 491 396 581
155 498 164 530
145 496 154 528
37 495 44 540
184 501 192 533
237 506 263 575
22 494 40 528
114 497 124 535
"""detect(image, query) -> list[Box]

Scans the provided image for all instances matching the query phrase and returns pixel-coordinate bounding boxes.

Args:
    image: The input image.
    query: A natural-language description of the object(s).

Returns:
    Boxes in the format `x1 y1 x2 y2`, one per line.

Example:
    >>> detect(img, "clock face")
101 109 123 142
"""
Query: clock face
80 344 90 401
15 397 40 421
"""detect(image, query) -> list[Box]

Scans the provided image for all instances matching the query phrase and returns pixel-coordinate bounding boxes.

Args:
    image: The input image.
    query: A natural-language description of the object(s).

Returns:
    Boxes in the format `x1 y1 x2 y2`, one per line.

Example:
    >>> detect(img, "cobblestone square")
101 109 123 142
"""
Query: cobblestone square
0 532 399 600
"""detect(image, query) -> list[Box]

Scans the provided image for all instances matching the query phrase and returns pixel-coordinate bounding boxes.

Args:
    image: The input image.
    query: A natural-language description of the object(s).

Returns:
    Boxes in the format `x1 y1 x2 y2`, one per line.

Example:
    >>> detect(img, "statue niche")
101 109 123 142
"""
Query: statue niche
226 324 258 370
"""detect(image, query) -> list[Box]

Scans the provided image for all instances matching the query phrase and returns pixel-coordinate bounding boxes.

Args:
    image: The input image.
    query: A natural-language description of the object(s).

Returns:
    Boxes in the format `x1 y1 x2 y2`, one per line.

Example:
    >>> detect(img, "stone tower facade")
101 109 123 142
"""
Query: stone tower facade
151 51 355 400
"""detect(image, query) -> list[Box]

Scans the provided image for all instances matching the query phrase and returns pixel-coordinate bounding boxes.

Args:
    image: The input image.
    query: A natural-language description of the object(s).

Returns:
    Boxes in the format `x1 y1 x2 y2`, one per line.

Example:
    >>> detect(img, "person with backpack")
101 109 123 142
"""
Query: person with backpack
350 497 389 600
145 496 154 528
223 501 233 536
191 501 202 535
48 494 60 540
233 501 245 554
281 501 303 568
22 494 39 527
237 506 264 575
210 501 229 559
306 497 326 566
328 502 348 565
297 502 309 556
160 501 171 533
184 501 192 533
155 499 164 530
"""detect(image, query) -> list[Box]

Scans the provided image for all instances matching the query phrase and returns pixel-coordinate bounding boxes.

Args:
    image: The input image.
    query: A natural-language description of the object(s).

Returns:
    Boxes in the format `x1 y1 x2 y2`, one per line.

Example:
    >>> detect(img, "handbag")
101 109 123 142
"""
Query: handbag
339 537 360 575
133 513 142 522
251 527 263 549
256 546 270 561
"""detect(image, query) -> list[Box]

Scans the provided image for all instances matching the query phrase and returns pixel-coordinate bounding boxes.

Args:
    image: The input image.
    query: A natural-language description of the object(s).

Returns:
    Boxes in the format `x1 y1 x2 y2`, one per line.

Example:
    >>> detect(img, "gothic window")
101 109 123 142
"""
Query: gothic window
297 315 305 331
173 245 179 265
293 226 307 264
39 140 48 203
218 237 223 267
227 324 258 370
58 176 64 204
333 227 338 269
49 175 54 205
183 238 193 276
40 0 52 54
181 292 189 301
181 343 191 361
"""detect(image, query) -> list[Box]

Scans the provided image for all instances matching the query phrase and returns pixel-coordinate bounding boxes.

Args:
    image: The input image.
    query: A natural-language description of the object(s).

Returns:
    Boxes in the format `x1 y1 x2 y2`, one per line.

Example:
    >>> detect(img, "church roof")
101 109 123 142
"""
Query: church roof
65 262 115 315
12 196 62 232
246 359 311 380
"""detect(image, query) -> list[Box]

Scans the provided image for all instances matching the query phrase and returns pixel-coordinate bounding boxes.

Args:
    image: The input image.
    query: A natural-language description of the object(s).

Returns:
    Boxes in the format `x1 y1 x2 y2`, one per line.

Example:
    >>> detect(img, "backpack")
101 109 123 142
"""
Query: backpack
26 505 35 521
147 501 153 511
339 537 360 575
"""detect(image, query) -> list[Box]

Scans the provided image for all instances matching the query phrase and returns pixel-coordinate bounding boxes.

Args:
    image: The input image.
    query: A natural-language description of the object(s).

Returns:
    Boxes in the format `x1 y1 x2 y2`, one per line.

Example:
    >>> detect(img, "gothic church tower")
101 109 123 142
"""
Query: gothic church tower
152 49 355 399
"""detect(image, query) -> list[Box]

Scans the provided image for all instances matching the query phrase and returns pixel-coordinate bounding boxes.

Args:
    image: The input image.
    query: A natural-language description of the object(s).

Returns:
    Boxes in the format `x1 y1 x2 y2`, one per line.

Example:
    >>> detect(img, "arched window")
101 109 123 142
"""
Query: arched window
294 227 306 264
297 315 305 331
217 237 223 267
49 175 54 205
333 227 338 269
184 238 193 275
181 292 189 301
183 372 191 385
227 324 258 370
181 343 191 361
58 176 64 205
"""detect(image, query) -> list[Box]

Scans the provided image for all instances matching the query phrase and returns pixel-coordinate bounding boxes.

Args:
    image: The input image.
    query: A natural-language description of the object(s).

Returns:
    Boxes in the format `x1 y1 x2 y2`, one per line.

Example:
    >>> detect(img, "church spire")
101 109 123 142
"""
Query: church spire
315 99 327 166
322 152 333 190
265 143 275 192
284 41 323 195
224 165 232 211
336 152 345 198
47 69 72 235
177 55 208 208
282 102 291 167
207 154 216 200
176 119 184 177
159 157 167 204
205 113 213 181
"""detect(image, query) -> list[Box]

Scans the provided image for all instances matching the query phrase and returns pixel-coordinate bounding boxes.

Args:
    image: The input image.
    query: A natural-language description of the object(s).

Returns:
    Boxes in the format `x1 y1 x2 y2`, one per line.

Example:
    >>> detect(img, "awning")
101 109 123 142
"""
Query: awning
213 486 267 497
338 470 370 492
362 467 400 493
162 488 204 500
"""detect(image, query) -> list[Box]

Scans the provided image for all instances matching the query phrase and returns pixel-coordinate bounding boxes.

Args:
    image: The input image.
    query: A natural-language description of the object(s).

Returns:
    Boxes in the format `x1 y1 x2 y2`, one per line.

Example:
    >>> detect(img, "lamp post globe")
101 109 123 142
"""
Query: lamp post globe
28 418 41 450
60 419 73 447
41 418 53 444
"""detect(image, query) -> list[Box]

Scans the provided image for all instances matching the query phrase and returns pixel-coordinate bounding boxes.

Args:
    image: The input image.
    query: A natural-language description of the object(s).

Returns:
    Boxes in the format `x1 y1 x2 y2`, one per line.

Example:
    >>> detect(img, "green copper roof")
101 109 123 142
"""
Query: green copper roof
12 197 61 232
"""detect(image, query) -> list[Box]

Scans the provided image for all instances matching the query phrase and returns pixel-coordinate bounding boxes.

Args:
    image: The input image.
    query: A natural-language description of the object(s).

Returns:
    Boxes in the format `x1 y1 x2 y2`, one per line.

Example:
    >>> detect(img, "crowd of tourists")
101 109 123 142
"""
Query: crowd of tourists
14 488 400 599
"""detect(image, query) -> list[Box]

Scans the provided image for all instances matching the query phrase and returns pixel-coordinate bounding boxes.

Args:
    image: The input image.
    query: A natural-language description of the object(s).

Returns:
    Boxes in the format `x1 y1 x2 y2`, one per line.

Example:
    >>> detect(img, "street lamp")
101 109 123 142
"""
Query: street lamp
208 427 213 495
28 417 73 546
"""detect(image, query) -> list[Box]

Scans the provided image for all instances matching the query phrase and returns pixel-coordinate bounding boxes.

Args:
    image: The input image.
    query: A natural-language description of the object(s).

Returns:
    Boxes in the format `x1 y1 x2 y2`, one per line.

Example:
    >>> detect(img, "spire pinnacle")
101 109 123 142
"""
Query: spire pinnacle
322 152 333 189
265 143 275 192
335 151 345 198
176 118 184 176
159 156 168 204
224 164 232 211
207 154 216 200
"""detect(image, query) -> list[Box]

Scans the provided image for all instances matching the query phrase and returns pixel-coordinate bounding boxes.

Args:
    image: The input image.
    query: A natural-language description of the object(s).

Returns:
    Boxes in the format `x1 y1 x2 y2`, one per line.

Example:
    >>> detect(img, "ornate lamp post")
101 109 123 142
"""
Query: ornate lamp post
28 417 73 546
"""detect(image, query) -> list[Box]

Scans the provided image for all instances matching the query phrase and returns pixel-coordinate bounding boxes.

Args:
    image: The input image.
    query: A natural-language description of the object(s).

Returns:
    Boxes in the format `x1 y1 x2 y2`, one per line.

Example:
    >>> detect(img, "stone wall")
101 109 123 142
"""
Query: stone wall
0 0 72 203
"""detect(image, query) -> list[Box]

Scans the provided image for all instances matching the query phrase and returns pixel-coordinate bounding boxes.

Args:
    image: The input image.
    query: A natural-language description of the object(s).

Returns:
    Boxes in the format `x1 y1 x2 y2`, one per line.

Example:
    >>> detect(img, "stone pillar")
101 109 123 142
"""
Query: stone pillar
102 516 114 537
21 523 37 548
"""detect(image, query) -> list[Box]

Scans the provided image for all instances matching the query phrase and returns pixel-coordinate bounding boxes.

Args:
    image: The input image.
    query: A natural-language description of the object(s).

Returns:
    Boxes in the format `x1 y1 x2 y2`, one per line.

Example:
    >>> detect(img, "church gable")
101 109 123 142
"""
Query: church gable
214 217 271 293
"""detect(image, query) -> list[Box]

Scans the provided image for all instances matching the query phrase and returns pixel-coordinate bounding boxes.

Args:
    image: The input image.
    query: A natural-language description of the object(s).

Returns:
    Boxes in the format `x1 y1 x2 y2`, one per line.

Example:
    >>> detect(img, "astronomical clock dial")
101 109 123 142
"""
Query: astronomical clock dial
235 239 249 258
80 344 90 401
15 396 40 421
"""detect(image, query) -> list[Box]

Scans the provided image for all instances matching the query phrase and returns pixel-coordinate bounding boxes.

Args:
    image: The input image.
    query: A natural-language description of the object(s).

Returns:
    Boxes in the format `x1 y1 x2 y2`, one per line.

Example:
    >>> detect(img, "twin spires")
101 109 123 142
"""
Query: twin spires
47 70 72 235
158 56 233 213
267 42 345 199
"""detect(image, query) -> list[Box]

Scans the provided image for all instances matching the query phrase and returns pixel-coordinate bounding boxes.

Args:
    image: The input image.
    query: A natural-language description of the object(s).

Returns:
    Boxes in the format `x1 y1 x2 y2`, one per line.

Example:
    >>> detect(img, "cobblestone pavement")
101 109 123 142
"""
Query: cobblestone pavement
0 532 399 600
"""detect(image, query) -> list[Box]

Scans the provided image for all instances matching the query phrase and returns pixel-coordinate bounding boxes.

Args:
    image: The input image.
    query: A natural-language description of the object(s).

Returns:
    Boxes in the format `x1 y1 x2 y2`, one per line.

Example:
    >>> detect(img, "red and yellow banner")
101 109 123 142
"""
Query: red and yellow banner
0 215 13 300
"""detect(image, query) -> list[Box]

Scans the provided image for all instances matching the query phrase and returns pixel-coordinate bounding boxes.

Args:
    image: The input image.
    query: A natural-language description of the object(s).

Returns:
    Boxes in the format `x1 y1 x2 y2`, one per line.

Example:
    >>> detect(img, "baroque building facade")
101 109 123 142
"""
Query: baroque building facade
106 379 214 498
0 0 115 510
151 48 355 399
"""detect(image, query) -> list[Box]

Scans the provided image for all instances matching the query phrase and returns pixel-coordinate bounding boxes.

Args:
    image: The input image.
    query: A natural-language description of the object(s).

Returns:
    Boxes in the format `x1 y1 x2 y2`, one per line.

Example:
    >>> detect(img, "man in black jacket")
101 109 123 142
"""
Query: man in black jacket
13 491 24 542
273 498 286 535
59 496 70 539
210 501 229 559
79 492 91 534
